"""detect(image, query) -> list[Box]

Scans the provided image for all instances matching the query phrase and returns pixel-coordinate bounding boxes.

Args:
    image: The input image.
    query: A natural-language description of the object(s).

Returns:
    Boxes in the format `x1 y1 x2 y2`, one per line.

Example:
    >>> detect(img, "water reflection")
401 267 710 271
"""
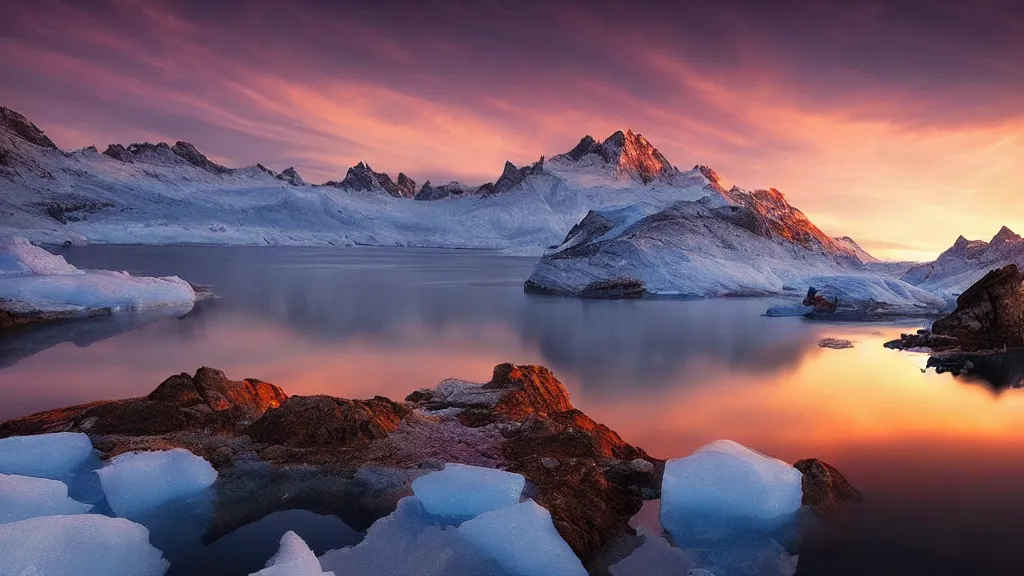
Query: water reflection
926 352 1024 393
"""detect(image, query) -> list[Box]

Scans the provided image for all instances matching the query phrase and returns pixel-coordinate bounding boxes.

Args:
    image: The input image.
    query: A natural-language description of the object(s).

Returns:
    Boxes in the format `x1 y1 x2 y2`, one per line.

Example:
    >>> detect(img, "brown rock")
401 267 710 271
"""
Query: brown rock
485 363 575 421
247 395 409 447
931 264 1024 351
794 458 863 517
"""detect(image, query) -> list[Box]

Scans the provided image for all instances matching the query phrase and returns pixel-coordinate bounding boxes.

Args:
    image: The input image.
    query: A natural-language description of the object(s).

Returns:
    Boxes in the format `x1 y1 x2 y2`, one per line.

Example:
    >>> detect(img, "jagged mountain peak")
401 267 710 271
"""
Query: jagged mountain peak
277 167 306 186
991 225 1021 244
477 157 546 197
330 161 415 198
0 106 58 149
693 165 721 184
552 129 676 184
101 140 230 174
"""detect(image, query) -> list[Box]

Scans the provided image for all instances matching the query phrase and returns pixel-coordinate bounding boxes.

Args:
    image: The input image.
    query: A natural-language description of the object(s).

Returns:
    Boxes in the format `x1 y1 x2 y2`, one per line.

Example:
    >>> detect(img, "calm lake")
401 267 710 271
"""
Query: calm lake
2 245 1023 575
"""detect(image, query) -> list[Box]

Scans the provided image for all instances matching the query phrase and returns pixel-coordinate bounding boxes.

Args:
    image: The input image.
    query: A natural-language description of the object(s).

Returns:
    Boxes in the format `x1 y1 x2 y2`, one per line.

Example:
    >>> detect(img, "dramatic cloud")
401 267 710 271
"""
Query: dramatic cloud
1 0 1021 259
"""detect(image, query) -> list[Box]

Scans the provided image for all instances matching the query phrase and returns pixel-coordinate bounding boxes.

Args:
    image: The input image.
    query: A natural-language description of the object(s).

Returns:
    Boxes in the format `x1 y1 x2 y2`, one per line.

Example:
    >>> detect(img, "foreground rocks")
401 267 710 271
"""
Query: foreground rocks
0 362 856 566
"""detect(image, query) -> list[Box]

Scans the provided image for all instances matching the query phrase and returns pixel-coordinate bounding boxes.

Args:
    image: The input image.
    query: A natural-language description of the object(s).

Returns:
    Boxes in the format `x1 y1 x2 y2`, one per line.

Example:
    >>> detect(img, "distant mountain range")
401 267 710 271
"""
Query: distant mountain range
3 103 1019 304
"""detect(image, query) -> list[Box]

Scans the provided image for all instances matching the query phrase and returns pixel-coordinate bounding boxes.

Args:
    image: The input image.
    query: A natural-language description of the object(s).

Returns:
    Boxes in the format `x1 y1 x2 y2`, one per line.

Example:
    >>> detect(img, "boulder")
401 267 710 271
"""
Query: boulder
930 264 1024 351
794 458 863 518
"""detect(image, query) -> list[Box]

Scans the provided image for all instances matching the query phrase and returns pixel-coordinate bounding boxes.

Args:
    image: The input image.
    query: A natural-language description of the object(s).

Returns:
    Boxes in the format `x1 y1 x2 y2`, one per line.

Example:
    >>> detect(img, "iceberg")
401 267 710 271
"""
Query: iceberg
96 448 217 519
0 432 94 480
0 237 196 327
411 463 525 520
0 514 169 576
660 440 803 541
251 531 335 576
319 496 504 576
0 474 92 524
458 499 588 576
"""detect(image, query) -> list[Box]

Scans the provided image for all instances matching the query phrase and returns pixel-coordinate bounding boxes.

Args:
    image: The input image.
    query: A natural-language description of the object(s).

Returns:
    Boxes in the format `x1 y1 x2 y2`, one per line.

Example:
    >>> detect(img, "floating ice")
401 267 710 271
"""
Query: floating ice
660 440 802 541
0 474 92 524
0 432 94 479
458 499 588 576
96 448 217 519
411 463 525 520
251 531 335 576
319 496 504 576
0 514 169 576
609 528 695 576
0 236 78 277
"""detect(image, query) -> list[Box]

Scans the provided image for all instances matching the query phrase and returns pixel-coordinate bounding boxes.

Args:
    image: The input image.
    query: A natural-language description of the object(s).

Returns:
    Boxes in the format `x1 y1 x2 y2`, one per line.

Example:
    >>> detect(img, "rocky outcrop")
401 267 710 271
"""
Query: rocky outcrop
928 264 1024 351
414 180 467 201
276 167 306 186
883 329 960 352
395 172 417 197
794 458 863 518
170 141 231 174
329 162 416 198
476 157 545 196
0 363 857 564
0 106 58 149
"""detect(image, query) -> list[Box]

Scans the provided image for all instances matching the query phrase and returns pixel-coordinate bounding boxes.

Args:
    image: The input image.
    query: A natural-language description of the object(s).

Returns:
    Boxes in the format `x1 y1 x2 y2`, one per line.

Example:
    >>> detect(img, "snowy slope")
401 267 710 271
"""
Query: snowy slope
901 226 1024 299
0 107 734 255
524 196 943 315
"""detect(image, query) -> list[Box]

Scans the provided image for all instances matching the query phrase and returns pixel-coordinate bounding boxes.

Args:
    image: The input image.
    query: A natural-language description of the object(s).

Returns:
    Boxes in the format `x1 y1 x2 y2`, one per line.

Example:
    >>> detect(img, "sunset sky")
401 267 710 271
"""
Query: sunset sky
1 0 1021 260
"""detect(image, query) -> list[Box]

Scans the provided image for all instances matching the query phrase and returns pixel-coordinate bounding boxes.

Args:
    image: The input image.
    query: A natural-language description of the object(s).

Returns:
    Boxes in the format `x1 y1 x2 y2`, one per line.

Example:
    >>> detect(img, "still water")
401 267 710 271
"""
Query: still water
2 246 1024 575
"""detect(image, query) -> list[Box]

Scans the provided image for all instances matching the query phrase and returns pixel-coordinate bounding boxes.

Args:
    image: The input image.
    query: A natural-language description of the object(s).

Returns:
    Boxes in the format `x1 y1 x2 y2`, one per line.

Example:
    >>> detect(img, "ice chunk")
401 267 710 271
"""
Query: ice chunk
0 474 92 524
609 528 695 576
0 432 94 479
96 448 217 519
0 271 196 316
0 514 169 576
251 531 335 576
0 236 78 277
457 499 587 576
320 496 504 576
660 440 802 541
411 463 525 520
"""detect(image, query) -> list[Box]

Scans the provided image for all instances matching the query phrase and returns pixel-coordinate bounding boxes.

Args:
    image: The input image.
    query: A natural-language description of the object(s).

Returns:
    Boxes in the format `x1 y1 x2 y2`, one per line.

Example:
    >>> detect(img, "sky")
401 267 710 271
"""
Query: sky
1 0 1021 260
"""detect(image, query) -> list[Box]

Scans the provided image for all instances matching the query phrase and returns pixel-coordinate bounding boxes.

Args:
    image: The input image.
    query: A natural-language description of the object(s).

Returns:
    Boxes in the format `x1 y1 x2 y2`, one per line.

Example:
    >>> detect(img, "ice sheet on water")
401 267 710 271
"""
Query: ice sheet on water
0 474 92 524
96 448 217 520
457 499 588 576
411 463 525 520
0 514 169 576
0 432 94 480
319 496 505 576
660 440 802 541
251 531 335 576
0 271 196 314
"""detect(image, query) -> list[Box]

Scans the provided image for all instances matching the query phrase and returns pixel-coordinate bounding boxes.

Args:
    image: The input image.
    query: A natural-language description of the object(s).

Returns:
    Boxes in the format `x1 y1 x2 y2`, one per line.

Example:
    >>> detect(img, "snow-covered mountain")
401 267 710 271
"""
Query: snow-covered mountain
0 106 880 270
902 226 1024 298
524 188 943 315
833 236 878 264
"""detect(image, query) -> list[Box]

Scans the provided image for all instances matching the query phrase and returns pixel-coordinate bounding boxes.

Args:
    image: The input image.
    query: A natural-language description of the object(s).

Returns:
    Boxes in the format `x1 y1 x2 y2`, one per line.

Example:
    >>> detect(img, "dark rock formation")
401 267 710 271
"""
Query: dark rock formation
929 264 1024 351
694 164 721 185
395 172 417 197
0 106 58 149
477 157 545 196
795 458 864 518
275 167 305 186
579 278 647 299
101 144 131 161
330 162 415 198
414 181 467 201
883 329 960 352
247 395 409 446
803 287 839 314
170 141 231 174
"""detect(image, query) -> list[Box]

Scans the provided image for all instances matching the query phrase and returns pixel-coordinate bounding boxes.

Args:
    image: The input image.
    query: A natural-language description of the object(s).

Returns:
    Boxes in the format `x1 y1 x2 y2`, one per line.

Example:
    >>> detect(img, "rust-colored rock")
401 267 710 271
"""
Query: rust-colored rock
931 264 1024 351
247 395 409 447
485 363 575 421
795 458 863 517
0 367 286 441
